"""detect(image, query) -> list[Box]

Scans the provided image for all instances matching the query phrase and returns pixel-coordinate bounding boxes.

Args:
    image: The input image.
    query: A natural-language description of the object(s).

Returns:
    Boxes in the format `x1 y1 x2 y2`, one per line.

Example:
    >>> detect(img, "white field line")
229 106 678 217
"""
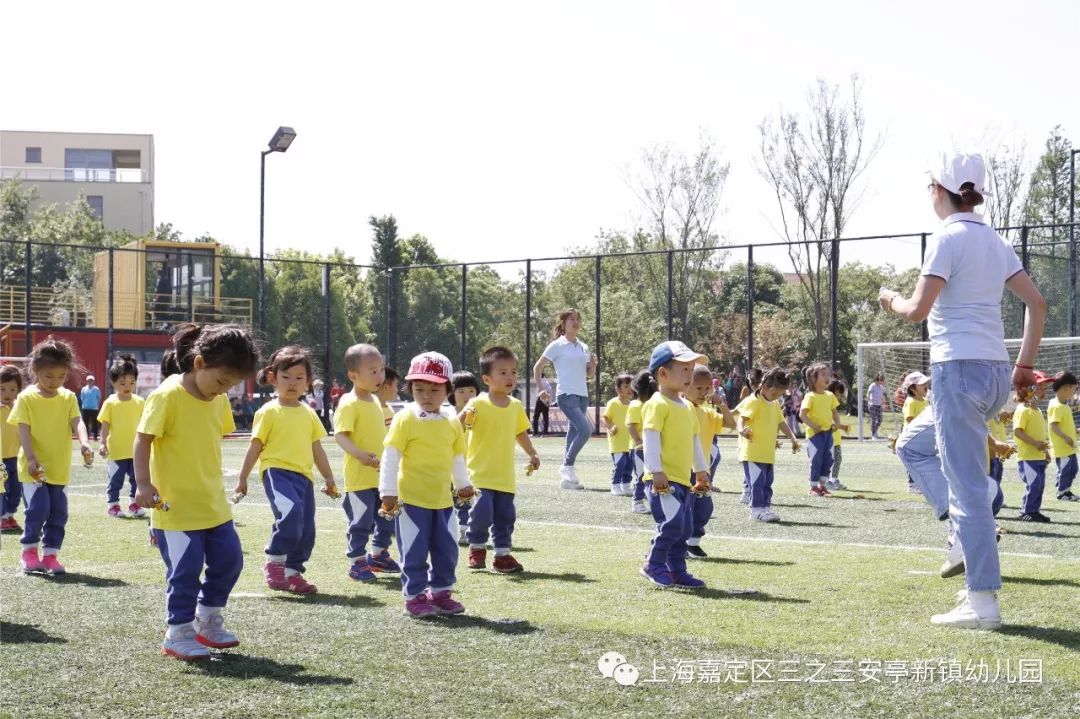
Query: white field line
59 488 1063 562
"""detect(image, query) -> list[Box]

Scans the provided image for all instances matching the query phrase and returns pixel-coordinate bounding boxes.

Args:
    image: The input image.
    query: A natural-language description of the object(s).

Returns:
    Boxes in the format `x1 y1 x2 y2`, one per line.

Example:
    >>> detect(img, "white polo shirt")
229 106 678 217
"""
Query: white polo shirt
541 336 590 397
921 212 1023 364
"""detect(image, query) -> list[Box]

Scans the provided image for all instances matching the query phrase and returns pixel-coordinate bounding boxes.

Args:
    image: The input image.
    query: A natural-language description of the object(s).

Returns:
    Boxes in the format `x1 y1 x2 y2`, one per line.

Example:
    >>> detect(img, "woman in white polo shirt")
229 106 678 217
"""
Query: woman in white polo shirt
880 152 1045 630
533 308 597 490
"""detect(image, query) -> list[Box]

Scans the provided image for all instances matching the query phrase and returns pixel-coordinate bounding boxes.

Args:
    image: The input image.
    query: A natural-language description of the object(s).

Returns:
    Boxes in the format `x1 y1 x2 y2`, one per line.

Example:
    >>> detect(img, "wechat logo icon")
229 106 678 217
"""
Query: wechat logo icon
598 651 639 686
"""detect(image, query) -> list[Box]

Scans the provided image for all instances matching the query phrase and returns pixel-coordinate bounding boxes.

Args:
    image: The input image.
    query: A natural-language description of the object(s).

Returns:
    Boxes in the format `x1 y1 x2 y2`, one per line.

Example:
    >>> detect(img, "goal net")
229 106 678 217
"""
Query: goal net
855 337 1080 440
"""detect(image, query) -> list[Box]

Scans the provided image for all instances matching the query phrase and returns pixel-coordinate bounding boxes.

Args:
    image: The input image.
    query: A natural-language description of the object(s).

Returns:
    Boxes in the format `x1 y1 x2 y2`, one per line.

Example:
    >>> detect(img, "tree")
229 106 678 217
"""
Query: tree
758 75 882 362
712 262 785 315
984 142 1027 229
368 214 401 350
1023 126 1074 226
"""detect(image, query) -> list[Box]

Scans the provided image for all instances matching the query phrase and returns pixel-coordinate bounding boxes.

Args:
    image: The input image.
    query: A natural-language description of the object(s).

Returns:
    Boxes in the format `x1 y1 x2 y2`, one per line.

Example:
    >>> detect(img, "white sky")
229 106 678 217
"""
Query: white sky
4 1 1078 275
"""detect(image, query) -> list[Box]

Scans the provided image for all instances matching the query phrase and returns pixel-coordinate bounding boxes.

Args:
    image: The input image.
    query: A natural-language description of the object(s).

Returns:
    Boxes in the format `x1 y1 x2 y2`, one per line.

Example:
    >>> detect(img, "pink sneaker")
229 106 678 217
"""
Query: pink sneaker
127 502 146 518
107 504 124 518
263 561 288 590
21 548 44 574
427 589 465 615
41 554 66 575
285 573 317 595
404 594 438 619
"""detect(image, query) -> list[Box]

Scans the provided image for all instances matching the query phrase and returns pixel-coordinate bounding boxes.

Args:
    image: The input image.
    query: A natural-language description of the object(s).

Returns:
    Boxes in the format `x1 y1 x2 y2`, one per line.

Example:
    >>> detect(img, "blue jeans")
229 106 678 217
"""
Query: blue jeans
896 406 952 520
931 360 1011 593
559 394 591 466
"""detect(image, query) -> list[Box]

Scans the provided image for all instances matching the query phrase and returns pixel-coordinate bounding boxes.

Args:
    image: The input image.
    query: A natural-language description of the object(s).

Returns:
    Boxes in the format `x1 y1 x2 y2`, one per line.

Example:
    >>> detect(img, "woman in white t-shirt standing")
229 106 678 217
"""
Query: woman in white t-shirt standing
534 308 597 490
880 153 1045 630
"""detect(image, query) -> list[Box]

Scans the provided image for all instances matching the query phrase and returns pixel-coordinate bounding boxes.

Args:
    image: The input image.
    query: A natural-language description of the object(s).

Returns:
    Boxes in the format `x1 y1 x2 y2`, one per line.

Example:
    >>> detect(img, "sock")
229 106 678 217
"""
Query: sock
42 547 58 556
284 568 299 577
0 513 10 519
195 604 221 621
20 542 39 551
687 538 700 547
166 621 195 638
266 554 286 564
494 547 510 557
968 590 998 615
470 544 485 551
108 502 120 508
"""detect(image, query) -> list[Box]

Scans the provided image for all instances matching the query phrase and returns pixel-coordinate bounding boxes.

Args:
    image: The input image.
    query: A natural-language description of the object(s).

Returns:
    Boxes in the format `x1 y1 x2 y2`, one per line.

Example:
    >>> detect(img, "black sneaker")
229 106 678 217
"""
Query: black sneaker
1057 491 1080 502
686 545 708 559
1018 512 1052 523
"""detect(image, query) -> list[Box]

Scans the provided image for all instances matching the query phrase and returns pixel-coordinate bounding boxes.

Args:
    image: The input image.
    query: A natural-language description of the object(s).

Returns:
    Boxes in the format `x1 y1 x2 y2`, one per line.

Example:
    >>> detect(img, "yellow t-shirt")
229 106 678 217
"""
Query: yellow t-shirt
642 393 699 487
1 404 20 459
988 417 1007 443
7 387 79 486
625 399 644 448
604 397 631 454
1012 403 1047 462
800 391 838 438
138 375 236 531
736 394 783 464
253 400 326 480
902 397 928 423
693 403 726 450
383 403 394 427
334 391 386 492
385 405 466 509
464 393 531 493
1047 397 1077 459
97 394 146 461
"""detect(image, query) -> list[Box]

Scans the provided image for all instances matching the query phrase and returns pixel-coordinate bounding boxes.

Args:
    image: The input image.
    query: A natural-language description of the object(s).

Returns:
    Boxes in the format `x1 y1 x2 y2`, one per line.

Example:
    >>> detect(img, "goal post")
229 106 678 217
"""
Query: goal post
855 337 1080 440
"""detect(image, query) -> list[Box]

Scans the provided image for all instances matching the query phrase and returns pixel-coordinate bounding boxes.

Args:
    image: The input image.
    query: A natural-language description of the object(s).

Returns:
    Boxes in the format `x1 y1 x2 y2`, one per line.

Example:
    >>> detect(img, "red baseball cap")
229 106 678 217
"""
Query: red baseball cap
1032 370 1055 385
405 352 453 384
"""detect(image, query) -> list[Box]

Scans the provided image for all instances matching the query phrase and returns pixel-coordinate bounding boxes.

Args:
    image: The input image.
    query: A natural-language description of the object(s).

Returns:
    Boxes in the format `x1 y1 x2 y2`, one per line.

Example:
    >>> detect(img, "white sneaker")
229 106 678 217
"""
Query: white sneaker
631 499 650 514
908 484 923 495
826 479 847 491
559 466 583 490
194 610 240 648
930 590 1001 630
458 526 469 547
610 485 623 496
751 507 780 523
162 623 211 661
940 529 965 578
739 490 751 505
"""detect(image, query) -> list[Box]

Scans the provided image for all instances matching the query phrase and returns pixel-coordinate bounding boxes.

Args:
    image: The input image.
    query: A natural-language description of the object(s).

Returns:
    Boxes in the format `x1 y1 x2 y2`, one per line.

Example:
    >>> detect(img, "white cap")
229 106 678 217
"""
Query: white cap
86 375 95 381
930 153 989 196
901 371 931 393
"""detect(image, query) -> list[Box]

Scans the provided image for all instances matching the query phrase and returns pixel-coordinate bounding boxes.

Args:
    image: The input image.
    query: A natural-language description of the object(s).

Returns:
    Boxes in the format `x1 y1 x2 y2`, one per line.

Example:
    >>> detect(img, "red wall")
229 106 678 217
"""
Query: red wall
16 328 172 392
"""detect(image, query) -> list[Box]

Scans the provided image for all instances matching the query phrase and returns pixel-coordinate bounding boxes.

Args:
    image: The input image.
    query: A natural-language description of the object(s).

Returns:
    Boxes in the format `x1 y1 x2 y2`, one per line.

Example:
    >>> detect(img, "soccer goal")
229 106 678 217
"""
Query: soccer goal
854 337 1080 440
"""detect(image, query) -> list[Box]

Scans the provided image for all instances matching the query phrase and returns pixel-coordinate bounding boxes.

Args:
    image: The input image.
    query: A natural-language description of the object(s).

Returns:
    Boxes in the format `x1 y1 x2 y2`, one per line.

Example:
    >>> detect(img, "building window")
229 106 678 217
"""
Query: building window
87 195 104 221
25 147 42 163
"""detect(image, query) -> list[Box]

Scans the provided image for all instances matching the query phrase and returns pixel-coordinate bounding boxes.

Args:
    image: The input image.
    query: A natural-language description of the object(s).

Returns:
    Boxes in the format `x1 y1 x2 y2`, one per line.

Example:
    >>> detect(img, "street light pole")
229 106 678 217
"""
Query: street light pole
1070 148 1078 337
257 126 297 335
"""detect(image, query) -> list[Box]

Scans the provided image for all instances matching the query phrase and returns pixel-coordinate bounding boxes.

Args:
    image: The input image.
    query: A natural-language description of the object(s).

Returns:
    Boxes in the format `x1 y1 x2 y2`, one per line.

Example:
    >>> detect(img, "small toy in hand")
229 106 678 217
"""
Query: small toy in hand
30 465 47 485
462 407 477 429
322 484 341 500
652 483 671 496
81 446 94 468
0 463 6 483
378 498 401 519
691 473 711 498
231 490 245 504
887 435 898 453
151 494 170 512
452 487 478 509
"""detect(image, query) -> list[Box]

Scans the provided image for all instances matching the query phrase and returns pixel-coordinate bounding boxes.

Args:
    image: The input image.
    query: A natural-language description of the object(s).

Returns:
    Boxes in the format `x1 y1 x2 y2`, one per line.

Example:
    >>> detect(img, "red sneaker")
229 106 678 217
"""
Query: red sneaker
427 589 465 615
492 554 523 574
21 548 44 574
468 548 487 570
285 573 317 595
404 594 438 619
263 561 288 590
809 485 829 498
0 516 21 533
106 504 124 518
41 554 66 575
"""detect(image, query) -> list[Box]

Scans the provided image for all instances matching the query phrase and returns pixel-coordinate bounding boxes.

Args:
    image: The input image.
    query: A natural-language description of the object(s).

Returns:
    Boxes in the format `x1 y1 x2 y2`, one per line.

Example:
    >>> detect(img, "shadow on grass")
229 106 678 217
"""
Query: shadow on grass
771 503 827 510
998 624 1080 652
701 557 795 567
51 572 127 588
1006 530 1073 539
502 570 596 584
434 614 538 635
775 521 855 529
198 653 355 686
273 592 382 609
824 495 886 502
0 621 68 644
692 588 810 604
1003 575 1080 589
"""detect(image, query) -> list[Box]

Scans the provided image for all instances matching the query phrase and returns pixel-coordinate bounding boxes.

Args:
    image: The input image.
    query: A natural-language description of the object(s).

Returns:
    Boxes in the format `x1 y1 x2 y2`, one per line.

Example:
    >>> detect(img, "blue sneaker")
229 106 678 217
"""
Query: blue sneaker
671 571 706 589
348 557 377 582
639 563 673 588
367 549 401 573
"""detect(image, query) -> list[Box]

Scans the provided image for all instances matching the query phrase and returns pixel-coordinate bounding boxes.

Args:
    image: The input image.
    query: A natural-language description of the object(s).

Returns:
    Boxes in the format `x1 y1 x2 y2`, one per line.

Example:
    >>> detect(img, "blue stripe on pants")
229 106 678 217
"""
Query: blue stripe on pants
743 461 774 509
153 521 243 625
610 451 634 485
806 432 833 484
1018 460 1047 515
467 488 516 549
395 504 458 599
645 483 695 574
20 482 67 549
106 458 136 503
2 457 21 516
262 469 316 573
1055 455 1078 494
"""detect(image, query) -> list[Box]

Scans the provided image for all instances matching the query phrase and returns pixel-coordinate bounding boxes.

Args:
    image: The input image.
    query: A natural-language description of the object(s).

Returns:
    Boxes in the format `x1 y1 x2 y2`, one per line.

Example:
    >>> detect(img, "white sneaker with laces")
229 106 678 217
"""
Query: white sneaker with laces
559 465 583 490
930 590 1001 630
631 499 650 514
194 610 240 648
751 507 780 523
162 623 210 661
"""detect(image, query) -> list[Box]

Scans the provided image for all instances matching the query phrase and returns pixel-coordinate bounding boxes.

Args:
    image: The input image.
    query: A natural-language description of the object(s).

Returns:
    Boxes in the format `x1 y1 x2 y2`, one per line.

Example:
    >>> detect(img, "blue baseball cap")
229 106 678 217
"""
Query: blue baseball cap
648 341 707 373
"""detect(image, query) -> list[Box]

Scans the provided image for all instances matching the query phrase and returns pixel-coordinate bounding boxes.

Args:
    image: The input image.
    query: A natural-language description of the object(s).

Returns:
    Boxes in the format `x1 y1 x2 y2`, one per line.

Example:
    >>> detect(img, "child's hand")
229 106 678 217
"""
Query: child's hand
842 424 851 433
1038 441 1049 452
791 440 801 454
233 477 248 499
361 451 380 468
739 426 753 440
321 478 340 499
378 495 400 519
651 472 670 493
80 444 94 468
608 425 618 436
527 454 541 471
98 444 109 459
692 472 710 495
135 482 160 509
776 440 783 449
538 389 550 404
456 486 476 501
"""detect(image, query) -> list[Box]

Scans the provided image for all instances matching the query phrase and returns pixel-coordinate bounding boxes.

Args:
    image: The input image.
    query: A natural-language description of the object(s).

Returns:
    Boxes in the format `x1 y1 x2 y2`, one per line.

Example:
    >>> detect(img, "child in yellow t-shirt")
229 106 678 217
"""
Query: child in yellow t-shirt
334 343 397 582
1012 372 1056 522
603 374 634 497
1 364 25 533
737 369 800 522
451 370 480 544
379 352 475 618
7 338 90 575
900 371 931 494
461 347 539 573
98 355 146 519
626 369 656 515
825 380 852 492
684 364 735 557
1047 371 1078 502
236 346 337 595
987 409 1011 516
379 367 400 428
799 362 841 497
133 323 258 661
639 341 710 589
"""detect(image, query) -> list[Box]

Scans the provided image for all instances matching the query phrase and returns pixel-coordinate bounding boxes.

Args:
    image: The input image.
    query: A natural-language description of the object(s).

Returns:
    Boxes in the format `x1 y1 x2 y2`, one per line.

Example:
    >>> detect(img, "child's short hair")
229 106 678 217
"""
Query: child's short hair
826 379 846 395
108 354 139 384
747 367 763 389
758 368 790 393
1053 371 1078 392
29 336 79 376
452 370 479 392
164 323 259 376
632 369 658 402
0 364 24 390
803 362 829 389
257 345 314 387
344 343 382 374
692 365 712 383
874 373 886 383
479 346 517 377
382 367 400 386
615 372 634 389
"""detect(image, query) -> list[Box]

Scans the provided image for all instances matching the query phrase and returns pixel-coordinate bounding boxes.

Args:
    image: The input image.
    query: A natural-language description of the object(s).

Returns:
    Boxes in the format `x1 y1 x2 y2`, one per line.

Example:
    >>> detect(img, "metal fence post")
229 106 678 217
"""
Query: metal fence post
186 252 195 323
1070 149 1077 337
1020 226 1029 335
829 237 840 370
24 241 32 353
594 255 601 433
385 269 393 369
460 263 468 371
919 233 928 342
856 344 864 441
666 249 674 338
746 245 755 370
322 264 332 426
524 259 532 419
107 248 115 377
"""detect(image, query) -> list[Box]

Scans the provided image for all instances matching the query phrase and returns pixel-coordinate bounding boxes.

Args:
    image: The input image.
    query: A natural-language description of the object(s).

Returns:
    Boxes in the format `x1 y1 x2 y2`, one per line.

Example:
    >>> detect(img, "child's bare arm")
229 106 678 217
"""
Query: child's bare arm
1013 428 1047 450
717 402 736 429
626 422 642 446
98 421 111 457
313 441 335 483
1050 422 1076 448
516 431 541 469
72 416 89 448
335 431 379 467
235 438 264 495
16 424 37 469
798 409 821 434
133 433 158 507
